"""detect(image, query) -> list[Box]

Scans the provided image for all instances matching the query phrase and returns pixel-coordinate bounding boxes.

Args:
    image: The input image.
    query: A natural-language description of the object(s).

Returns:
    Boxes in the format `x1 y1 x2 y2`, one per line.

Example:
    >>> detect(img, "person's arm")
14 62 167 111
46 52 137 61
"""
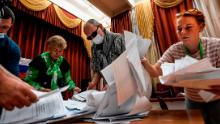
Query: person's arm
6 42 20 76
141 57 162 77
0 65 38 110
114 34 126 54
64 70 81 92
87 71 102 89
24 66 44 90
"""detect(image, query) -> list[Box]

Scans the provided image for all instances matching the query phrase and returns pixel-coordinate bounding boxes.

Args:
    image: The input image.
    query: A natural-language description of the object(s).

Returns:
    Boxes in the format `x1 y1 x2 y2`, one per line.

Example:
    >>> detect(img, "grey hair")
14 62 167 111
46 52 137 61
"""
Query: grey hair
83 19 101 30
86 19 101 26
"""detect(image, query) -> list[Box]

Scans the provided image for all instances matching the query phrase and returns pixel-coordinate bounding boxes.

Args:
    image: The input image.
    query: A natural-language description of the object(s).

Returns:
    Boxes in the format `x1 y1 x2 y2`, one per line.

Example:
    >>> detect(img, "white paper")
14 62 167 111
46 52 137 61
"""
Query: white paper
124 30 137 48
198 90 216 103
124 31 151 58
160 58 220 90
174 55 198 72
137 36 151 58
101 63 115 85
127 42 152 98
0 92 66 124
95 84 136 117
160 58 217 84
111 47 137 106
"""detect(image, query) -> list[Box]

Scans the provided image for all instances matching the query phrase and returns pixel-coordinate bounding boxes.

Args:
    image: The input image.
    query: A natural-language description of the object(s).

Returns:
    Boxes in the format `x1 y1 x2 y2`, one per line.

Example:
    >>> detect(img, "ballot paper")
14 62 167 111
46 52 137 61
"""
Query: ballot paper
0 90 66 124
124 30 151 58
95 31 152 121
160 57 220 89
111 48 137 106
101 64 115 85
127 41 152 98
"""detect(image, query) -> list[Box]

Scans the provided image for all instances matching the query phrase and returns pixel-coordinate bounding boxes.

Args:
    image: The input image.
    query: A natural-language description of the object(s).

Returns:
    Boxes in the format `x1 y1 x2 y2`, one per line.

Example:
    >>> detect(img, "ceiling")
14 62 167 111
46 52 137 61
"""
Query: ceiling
88 0 134 17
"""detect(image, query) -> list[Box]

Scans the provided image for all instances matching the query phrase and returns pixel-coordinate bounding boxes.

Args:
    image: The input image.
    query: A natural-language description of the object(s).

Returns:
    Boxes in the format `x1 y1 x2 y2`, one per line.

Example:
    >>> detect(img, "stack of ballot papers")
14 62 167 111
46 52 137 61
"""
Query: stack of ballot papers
0 85 70 124
85 31 153 122
160 56 220 89
0 31 153 123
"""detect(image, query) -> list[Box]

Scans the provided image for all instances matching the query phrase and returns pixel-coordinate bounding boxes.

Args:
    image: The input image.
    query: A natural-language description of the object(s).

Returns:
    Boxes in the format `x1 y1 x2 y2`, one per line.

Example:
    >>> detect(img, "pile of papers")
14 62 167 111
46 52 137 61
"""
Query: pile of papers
0 31 153 123
160 56 220 90
0 86 69 124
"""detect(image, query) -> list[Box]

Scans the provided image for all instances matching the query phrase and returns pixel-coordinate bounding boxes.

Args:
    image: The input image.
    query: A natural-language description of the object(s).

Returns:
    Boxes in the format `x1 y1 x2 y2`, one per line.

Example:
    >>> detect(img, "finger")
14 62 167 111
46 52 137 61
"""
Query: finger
20 87 38 103
13 100 25 109
14 91 32 107
4 102 15 111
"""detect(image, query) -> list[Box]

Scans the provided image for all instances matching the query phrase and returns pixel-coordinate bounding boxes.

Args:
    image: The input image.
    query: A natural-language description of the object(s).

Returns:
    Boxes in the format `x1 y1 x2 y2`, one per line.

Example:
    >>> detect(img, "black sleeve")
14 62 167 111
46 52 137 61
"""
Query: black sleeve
29 55 45 69
60 58 70 73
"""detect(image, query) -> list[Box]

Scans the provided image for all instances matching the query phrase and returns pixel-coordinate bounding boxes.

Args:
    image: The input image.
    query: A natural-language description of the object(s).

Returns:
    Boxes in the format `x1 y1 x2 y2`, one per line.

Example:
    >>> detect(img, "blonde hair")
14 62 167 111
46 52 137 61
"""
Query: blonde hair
46 35 67 50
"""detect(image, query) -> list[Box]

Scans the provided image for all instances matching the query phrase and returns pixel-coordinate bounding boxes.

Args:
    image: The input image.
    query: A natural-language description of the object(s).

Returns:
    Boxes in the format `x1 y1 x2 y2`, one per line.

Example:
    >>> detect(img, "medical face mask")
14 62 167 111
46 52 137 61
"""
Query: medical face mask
0 33 5 39
92 34 104 45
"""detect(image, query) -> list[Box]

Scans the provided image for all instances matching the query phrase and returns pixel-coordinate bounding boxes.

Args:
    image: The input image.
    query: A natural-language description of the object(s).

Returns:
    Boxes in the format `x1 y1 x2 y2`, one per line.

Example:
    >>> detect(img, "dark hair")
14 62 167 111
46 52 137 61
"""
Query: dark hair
177 8 205 28
0 0 15 23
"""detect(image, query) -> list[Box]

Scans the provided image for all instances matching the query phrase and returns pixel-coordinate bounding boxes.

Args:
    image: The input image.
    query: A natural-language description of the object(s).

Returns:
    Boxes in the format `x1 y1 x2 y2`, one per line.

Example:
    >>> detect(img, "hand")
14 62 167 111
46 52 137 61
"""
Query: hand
0 74 38 110
101 84 109 91
74 87 81 93
140 57 150 65
40 88 52 92
87 82 96 90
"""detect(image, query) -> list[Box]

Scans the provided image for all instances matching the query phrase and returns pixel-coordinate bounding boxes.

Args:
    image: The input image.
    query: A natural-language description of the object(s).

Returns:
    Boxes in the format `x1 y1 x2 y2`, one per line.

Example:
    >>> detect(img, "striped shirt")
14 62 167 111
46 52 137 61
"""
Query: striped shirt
158 37 220 102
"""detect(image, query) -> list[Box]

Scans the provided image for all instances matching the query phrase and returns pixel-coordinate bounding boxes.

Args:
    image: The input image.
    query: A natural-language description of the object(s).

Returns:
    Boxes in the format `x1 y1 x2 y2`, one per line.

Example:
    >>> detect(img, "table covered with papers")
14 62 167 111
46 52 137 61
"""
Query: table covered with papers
49 110 204 124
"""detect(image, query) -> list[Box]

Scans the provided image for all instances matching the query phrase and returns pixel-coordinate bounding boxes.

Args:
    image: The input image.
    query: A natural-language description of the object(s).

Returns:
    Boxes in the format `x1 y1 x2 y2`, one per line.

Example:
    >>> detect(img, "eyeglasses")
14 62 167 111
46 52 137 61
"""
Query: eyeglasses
87 26 99 40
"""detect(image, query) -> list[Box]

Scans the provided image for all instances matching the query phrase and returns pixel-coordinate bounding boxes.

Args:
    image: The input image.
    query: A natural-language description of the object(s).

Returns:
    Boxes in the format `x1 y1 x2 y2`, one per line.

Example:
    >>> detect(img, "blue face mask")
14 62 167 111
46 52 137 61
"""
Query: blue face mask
0 33 5 39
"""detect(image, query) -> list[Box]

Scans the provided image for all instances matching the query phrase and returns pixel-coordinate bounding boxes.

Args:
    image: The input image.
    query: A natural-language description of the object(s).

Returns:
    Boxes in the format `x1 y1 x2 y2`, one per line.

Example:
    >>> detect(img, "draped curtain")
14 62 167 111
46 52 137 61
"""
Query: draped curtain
12 0 81 35
11 0 92 58
8 8 91 97
193 0 220 37
111 10 132 33
131 0 161 90
152 0 193 54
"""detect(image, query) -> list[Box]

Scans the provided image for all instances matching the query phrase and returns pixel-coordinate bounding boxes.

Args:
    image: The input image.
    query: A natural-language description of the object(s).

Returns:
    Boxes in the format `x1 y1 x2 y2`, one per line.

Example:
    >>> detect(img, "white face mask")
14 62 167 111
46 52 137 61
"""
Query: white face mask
92 34 104 44
0 33 5 39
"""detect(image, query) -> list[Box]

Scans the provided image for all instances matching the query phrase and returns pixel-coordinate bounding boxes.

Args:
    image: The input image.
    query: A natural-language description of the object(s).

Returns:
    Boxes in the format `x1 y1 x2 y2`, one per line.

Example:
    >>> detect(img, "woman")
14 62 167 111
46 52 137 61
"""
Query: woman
142 9 220 124
25 35 80 93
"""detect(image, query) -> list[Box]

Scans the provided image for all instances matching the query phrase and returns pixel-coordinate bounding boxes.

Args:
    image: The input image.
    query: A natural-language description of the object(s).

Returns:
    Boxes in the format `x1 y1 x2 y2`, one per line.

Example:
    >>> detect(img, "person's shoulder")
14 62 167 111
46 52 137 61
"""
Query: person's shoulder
107 30 123 39
60 58 70 72
62 58 70 65
29 55 44 67
168 41 183 51
6 36 20 52
202 37 220 46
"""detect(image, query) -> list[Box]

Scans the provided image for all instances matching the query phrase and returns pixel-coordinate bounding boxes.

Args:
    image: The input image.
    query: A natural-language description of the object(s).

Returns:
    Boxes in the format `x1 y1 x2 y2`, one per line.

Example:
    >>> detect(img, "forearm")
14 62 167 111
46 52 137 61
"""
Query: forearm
65 70 76 91
91 71 102 84
0 65 10 81
24 67 43 90
142 61 162 77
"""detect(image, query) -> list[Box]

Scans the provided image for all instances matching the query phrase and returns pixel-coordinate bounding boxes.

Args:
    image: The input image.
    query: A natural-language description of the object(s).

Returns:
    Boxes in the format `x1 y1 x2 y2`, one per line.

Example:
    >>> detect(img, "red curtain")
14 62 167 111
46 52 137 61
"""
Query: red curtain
11 0 81 36
8 8 91 93
111 10 132 33
152 0 193 54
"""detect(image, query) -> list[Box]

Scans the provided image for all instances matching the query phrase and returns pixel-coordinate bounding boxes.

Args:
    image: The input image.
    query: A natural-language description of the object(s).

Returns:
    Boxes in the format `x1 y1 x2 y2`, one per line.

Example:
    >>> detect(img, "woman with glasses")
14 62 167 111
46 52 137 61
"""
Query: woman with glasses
142 8 220 124
24 35 81 93
83 19 126 90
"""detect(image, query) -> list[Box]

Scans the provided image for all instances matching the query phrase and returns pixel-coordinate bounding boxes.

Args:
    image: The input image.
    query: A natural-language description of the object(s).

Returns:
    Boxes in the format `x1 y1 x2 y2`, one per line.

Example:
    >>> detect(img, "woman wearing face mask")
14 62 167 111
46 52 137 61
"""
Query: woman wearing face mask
24 35 81 94
84 19 126 90
141 9 220 124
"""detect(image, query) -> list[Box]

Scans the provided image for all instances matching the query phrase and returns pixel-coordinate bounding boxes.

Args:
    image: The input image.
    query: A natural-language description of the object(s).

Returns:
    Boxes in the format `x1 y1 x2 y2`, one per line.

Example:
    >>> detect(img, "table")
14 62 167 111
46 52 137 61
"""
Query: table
49 110 204 124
